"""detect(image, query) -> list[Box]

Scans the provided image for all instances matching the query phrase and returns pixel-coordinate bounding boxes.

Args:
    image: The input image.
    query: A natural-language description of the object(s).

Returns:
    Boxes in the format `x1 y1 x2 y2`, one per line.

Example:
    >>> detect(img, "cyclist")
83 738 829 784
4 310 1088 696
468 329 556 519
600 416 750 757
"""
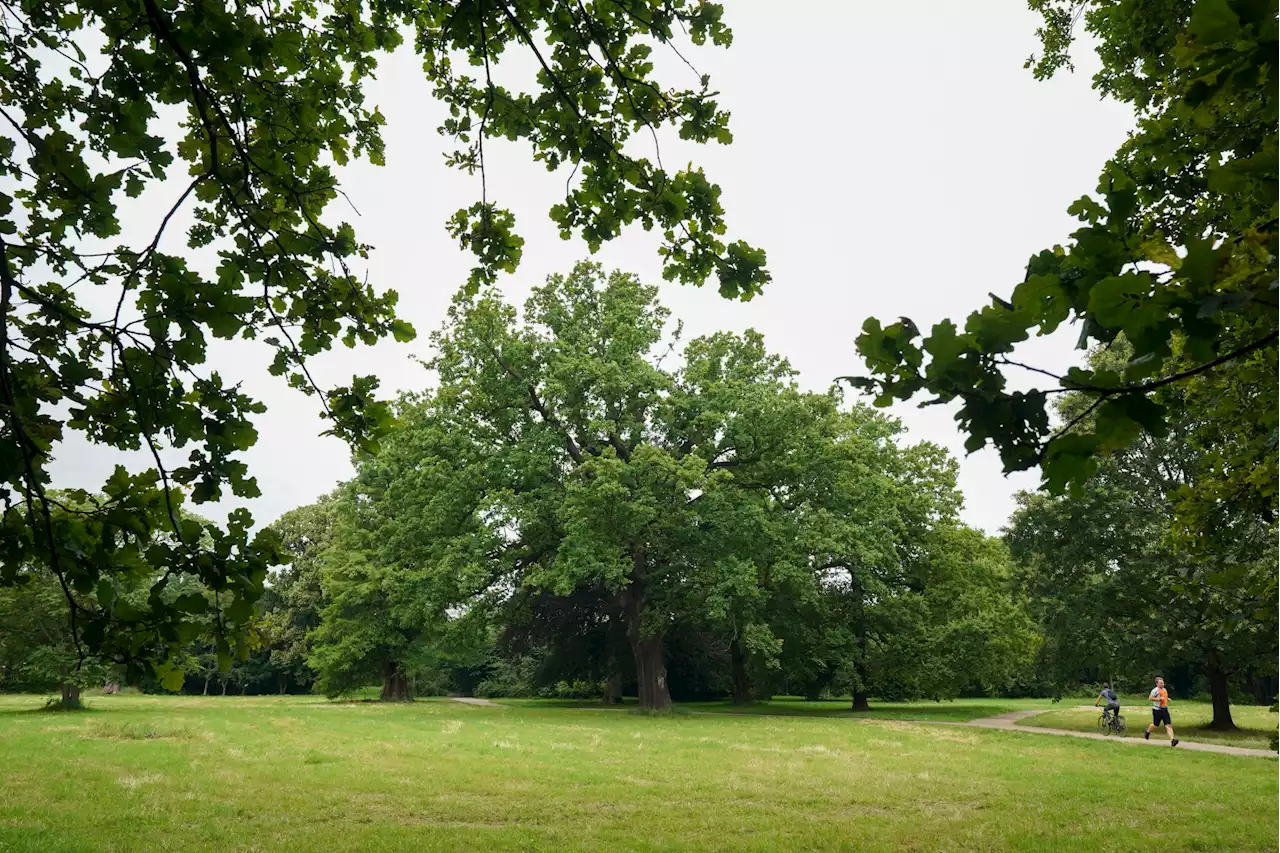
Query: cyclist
1094 683 1121 726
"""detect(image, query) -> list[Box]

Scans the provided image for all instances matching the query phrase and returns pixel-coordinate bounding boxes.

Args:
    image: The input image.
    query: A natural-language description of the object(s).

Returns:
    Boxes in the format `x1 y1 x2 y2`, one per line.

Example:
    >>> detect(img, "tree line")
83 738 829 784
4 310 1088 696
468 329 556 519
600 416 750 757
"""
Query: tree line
0 0 1274 727
6 264 1274 726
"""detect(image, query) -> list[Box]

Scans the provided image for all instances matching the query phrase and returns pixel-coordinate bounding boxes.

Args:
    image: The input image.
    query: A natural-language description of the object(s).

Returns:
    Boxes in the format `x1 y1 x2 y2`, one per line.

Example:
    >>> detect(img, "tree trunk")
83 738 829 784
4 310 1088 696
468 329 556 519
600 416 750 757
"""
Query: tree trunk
202 675 211 696
380 661 412 702
849 578 870 712
1205 661 1236 730
278 674 287 695
730 637 753 705
629 633 671 711
621 565 671 711
851 603 870 712
221 678 228 696
59 682 81 709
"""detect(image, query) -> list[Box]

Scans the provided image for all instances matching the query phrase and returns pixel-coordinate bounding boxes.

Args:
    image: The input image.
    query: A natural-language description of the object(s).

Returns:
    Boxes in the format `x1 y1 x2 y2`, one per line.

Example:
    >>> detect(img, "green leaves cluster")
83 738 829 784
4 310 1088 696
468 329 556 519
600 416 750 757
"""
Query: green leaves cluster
0 0 765 677
853 0 1277 512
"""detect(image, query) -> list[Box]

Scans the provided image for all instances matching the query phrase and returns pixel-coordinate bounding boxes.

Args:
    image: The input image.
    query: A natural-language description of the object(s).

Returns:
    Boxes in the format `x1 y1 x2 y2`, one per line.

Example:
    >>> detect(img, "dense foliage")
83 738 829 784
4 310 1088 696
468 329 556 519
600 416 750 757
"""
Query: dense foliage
1006 344 1278 728
0 0 765 679
302 263 1037 709
852 0 1277 525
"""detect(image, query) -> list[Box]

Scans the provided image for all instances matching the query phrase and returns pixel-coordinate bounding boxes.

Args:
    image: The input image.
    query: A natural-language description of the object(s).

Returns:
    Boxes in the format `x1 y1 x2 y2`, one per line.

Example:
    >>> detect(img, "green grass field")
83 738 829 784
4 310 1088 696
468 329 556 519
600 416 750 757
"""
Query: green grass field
1 693 1275 853
1018 700 1278 750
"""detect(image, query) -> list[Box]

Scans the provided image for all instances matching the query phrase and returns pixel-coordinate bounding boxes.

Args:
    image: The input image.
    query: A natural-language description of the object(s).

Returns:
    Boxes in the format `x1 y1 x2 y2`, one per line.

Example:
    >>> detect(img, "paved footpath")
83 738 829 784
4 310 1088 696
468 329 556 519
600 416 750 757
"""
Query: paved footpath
935 709 1276 758
449 696 501 707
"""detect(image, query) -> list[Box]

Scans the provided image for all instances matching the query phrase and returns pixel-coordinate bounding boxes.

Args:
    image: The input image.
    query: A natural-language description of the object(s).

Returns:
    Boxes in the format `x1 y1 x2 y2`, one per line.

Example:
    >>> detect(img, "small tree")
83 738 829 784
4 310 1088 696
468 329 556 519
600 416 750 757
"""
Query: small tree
0 568 106 707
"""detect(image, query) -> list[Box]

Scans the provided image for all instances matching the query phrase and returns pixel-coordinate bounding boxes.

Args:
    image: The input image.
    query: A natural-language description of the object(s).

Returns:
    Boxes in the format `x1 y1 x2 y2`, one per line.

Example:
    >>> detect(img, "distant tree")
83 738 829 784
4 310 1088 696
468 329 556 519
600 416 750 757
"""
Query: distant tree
0 0 767 680
307 405 492 700
260 495 339 692
0 567 107 707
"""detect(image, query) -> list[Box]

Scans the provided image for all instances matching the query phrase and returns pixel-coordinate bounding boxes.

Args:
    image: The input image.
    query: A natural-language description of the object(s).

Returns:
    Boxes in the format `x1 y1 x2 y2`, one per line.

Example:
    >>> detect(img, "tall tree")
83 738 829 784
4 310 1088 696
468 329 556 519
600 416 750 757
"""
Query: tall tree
424 264 814 709
0 0 766 679
339 262 1036 709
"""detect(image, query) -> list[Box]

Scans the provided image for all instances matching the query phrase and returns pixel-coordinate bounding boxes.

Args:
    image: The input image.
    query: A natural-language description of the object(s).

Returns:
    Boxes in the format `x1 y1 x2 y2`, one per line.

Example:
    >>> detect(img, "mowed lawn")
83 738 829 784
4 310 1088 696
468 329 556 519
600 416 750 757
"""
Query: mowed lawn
1018 700 1278 751
1 694 1275 853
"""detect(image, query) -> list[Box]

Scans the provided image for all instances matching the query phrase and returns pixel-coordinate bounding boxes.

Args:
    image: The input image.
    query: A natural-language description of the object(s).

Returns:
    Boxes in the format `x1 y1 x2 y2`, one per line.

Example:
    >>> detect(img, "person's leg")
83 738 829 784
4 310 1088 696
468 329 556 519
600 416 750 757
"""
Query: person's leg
1156 709 1176 744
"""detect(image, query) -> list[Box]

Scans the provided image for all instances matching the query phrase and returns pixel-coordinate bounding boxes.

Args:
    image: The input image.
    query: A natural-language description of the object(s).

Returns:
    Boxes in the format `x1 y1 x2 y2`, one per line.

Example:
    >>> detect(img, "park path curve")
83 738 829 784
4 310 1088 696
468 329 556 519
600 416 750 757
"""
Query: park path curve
935 709 1276 758
439 698 1273 758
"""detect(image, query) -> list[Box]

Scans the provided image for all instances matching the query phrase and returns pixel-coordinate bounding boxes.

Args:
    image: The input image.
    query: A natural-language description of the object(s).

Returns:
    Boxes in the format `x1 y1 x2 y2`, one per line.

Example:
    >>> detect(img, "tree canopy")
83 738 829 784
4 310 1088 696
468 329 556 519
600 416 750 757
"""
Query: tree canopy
307 262 1037 709
852 0 1277 522
0 0 767 677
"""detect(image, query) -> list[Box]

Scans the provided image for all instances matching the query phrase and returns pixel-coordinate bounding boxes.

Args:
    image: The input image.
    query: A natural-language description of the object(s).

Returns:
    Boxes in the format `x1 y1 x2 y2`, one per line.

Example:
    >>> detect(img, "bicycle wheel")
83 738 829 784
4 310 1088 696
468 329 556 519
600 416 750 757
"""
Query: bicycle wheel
1114 715 1126 735
1097 714 1111 734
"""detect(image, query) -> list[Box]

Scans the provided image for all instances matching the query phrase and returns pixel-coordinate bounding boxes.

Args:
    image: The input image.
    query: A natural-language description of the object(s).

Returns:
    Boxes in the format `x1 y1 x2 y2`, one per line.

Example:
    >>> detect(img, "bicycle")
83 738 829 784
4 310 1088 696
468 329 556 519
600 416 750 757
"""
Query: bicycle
1097 709 1127 736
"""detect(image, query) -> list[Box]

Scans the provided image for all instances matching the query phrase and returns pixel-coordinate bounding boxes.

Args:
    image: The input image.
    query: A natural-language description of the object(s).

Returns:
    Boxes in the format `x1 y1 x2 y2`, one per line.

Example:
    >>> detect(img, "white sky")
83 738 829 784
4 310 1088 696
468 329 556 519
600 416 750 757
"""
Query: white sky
50 0 1133 535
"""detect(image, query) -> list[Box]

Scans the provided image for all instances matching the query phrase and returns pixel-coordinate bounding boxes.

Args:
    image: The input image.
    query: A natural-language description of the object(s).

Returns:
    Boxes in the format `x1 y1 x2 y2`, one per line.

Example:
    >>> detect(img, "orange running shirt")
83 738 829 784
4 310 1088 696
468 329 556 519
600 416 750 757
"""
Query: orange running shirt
1148 687 1169 708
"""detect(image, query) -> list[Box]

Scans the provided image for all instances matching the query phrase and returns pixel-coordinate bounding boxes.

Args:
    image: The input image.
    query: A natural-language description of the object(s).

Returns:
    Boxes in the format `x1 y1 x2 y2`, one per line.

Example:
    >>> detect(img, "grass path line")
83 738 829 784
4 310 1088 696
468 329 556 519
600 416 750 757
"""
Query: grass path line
942 709 1276 758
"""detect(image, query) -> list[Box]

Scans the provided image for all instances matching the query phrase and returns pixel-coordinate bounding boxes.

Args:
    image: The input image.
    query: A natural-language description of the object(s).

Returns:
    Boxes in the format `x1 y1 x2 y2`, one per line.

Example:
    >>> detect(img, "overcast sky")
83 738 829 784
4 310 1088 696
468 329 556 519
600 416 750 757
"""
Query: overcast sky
51 0 1133 535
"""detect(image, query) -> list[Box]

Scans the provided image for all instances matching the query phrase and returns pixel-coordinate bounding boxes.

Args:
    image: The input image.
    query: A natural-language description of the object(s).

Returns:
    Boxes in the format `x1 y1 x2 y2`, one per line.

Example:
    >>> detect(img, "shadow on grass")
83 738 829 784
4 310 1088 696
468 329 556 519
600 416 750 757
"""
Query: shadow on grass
0 700 105 717
493 696 1042 722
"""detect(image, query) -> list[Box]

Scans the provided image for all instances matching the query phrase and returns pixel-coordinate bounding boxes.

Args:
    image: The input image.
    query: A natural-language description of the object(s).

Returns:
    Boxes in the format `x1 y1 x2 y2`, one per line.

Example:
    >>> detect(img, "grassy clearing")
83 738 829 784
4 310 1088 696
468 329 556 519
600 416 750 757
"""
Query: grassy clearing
0 694 1275 853
1019 700 1278 751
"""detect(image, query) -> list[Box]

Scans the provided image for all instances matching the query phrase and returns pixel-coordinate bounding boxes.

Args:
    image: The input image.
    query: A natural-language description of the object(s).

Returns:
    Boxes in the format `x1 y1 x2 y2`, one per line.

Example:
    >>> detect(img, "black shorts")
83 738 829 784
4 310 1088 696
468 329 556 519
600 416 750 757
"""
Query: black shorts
1152 707 1171 726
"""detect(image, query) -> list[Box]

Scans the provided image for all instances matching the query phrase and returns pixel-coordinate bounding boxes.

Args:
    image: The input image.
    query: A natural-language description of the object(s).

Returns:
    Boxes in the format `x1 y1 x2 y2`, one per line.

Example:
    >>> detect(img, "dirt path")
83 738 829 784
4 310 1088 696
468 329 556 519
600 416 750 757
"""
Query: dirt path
441 699 1273 757
938 709 1276 758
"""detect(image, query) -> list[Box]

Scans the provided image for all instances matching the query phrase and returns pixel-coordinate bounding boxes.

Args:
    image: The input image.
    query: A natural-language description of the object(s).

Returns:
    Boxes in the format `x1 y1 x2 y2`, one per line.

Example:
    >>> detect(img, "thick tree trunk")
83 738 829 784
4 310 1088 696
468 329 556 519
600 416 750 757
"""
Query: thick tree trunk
621 564 670 711
629 633 671 711
730 637 753 705
59 682 81 709
1205 662 1236 730
852 691 871 712
380 661 412 702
